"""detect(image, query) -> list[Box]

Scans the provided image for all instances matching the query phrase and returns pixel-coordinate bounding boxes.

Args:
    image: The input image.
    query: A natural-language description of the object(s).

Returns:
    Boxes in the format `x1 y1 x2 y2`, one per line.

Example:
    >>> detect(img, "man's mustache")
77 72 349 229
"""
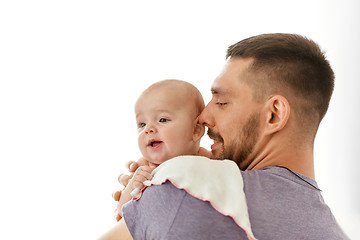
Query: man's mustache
207 128 224 142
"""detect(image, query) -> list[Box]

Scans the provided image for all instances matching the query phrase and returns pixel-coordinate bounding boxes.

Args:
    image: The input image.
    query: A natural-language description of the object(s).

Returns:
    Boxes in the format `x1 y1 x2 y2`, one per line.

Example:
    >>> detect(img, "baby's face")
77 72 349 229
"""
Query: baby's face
135 89 198 166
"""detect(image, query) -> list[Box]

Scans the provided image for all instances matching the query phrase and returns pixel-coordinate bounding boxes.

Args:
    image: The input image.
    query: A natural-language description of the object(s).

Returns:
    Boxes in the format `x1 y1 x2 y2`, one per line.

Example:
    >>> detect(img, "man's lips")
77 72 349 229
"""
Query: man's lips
207 128 223 151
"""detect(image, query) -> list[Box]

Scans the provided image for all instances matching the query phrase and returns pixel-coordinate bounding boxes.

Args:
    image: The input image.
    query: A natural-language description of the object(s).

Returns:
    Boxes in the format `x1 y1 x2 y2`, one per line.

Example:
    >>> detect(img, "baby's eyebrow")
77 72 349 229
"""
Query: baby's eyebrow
153 109 174 115
135 109 174 119
135 112 142 119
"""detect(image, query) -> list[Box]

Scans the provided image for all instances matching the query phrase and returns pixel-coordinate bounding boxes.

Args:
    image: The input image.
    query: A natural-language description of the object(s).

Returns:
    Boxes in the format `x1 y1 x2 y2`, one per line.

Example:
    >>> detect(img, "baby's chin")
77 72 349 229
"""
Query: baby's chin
146 155 178 166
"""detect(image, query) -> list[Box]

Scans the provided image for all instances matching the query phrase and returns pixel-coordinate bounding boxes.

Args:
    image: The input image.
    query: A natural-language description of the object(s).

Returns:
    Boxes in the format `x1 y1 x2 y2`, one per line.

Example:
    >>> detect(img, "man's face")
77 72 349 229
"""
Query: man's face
198 58 262 169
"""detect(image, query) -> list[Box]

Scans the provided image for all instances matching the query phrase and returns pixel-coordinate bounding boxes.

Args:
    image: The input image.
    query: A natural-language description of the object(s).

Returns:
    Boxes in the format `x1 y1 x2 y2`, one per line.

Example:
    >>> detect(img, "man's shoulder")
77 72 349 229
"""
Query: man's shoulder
240 167 350 240
124 180 251 240
240 166 320 190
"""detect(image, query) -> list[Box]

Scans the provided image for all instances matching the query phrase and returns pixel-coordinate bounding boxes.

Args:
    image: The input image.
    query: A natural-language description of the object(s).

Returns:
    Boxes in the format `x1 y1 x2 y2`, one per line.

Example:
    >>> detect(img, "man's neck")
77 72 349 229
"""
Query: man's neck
245 139 315 180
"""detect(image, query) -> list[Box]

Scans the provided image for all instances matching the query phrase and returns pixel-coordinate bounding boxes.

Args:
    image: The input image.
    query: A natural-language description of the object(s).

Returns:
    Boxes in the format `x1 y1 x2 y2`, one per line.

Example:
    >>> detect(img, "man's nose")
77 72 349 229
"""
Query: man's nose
198 103 214 128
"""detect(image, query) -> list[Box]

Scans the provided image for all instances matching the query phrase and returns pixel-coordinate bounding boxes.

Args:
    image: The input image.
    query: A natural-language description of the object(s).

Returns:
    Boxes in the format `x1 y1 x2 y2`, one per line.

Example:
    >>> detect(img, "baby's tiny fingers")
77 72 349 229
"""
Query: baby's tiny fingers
141 171 153 180
112 190 121 201
135 166 154 178
118 173 131 186
132 181 144 190
137 157 150 166
114 209 122 221
126 160 138 173
133 171 151 183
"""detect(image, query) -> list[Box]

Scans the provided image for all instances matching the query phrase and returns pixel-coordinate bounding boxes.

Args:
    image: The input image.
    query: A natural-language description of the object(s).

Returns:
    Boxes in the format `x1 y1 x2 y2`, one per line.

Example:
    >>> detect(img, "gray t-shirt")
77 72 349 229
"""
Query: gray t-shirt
123 166 349 239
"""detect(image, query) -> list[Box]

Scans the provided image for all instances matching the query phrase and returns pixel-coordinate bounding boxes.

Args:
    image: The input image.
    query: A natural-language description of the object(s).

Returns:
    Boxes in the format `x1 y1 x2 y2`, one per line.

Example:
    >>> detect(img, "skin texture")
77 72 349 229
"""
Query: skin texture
100 81 207 239
135 81 204 167
198 57 315 179
97 219 132 240
111 80 209 223
103 51 321 239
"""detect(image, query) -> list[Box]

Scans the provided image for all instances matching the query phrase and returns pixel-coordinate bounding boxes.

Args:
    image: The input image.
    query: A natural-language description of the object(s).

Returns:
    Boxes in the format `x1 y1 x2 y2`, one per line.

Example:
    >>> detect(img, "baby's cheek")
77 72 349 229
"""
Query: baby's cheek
138 141 148 157
169 143 186 158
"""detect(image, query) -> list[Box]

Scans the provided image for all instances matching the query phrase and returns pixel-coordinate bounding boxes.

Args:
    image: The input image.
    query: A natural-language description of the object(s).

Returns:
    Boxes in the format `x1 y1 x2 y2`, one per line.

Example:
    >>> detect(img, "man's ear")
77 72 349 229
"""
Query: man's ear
264 95 290 135
193 121 205 142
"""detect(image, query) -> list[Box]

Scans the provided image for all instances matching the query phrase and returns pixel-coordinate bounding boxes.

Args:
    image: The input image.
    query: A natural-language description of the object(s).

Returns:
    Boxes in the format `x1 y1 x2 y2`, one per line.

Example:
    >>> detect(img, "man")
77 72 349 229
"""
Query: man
101 33 349 239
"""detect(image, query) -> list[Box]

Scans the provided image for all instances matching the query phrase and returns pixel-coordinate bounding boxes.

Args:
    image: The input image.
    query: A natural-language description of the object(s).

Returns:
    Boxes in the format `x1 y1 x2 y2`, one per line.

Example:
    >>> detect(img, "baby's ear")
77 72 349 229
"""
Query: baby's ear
193 122 205 142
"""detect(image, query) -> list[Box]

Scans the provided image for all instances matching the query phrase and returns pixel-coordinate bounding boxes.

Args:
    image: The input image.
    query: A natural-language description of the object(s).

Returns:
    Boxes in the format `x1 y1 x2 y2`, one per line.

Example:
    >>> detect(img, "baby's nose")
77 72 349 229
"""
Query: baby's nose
145 124 156 134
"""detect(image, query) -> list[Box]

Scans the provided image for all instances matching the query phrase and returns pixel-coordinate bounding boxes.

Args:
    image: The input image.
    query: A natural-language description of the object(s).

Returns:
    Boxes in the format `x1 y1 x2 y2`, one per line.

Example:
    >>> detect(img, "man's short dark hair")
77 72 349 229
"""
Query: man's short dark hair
227 33 334 125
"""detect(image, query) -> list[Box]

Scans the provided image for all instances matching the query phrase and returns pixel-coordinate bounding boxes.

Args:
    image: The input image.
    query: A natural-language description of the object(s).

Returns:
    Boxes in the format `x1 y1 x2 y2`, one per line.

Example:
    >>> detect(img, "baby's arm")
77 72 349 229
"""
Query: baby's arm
117 165 155 218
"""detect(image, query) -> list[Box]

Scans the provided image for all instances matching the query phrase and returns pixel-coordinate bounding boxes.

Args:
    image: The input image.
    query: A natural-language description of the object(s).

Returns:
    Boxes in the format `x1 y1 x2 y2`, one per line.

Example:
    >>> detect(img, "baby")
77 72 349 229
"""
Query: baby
115 79 211 219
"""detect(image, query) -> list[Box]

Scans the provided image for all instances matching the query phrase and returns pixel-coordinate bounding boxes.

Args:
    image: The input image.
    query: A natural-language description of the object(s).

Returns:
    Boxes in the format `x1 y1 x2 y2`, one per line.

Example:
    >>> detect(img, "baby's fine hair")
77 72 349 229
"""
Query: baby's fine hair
142 79 205 116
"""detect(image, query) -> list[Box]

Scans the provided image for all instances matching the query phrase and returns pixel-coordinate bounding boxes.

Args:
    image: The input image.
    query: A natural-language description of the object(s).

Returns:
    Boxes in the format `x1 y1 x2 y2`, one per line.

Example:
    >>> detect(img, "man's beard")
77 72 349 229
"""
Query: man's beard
207 112 260 168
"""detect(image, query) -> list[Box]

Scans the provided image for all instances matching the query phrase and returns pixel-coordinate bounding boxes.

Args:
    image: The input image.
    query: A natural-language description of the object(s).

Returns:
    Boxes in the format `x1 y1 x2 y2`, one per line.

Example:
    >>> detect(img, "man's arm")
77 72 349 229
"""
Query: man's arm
97 219 132 240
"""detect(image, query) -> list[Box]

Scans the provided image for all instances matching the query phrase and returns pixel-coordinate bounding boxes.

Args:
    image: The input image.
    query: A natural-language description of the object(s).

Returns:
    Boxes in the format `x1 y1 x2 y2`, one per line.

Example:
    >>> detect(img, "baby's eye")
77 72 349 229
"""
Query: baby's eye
159 118 169 123
138 122 146 128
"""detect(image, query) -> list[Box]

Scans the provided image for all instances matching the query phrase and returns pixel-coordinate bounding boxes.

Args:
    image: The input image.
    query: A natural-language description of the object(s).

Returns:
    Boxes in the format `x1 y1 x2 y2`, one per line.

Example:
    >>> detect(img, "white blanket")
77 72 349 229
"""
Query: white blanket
139 156 256 240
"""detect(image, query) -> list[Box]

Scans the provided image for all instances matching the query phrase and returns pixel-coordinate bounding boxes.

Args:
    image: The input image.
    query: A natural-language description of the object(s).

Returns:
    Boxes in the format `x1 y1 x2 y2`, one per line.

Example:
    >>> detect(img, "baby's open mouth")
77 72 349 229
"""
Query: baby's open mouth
149 140 163 147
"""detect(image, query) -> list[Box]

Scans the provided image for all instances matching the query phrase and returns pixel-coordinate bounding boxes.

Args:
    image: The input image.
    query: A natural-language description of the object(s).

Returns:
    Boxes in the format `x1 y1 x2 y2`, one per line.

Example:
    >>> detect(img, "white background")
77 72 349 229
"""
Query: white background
1 0 359 239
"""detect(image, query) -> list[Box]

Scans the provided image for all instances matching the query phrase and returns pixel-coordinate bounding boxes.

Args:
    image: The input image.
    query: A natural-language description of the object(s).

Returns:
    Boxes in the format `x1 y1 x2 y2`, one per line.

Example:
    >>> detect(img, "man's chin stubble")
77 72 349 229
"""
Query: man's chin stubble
211 145 226 160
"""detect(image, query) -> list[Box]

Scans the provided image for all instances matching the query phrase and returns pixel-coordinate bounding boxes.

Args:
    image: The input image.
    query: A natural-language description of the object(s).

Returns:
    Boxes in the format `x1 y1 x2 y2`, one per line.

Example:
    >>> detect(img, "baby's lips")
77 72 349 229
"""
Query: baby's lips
147 139 156 146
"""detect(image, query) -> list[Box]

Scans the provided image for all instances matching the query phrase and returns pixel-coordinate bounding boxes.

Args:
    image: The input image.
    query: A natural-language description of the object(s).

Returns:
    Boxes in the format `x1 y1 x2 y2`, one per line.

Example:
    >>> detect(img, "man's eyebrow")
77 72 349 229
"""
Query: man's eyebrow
211 87 229 95
211 87 219 94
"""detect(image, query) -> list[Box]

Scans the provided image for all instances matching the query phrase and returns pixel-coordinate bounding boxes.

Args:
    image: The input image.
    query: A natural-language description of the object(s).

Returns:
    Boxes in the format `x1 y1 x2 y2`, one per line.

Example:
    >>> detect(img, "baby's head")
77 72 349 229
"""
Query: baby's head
135 79 205 167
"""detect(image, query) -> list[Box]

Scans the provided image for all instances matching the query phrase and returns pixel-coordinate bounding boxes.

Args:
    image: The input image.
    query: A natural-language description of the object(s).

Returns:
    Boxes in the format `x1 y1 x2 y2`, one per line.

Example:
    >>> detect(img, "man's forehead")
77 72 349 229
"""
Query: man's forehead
210 75 234 96
210 57 254 96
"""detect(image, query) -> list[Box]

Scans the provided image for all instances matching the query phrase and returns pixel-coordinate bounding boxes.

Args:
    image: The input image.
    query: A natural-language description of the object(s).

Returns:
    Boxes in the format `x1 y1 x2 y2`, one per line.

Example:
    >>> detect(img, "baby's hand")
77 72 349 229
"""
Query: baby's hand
115 165 155 220
197 147 212 158
113 157 151 221
127 165 155 198
113 157 151 199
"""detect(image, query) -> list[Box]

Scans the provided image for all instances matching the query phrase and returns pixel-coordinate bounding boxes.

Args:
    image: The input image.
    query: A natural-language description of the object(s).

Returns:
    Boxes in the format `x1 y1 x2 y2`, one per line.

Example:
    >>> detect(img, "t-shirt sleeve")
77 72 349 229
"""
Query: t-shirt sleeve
122 181 186 240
